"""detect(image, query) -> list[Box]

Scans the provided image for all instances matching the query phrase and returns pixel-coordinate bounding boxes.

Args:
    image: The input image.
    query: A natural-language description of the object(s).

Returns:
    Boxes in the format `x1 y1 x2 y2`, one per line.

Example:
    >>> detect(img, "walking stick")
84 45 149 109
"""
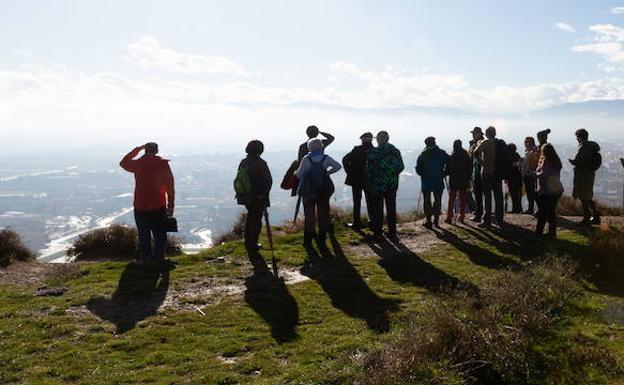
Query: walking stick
264 208 279 278
293 195 302 223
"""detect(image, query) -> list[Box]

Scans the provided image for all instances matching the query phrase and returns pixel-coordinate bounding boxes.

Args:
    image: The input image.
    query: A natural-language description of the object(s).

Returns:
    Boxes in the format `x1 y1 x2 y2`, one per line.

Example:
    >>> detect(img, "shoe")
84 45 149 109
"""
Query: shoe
478 221 491 228
423 222 433 230
433 221 441 229
371 233 384 242
591 216 601 225
459 217 465 224
347 222 363 230
524 210 534 215
471 216 482 223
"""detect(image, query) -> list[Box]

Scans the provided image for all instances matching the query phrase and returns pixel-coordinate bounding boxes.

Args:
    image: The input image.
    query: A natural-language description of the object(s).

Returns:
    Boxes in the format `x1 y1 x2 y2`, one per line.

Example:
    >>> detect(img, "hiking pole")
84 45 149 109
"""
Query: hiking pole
293 195 302 224
264 208 279 278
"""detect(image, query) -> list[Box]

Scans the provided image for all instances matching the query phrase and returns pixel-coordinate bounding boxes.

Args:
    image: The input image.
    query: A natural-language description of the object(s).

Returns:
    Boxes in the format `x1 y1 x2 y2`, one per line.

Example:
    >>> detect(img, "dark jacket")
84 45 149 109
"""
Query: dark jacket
445 149 472 191
342 143 373 187
571 141 600 201
237 155 272 207
494 139 511 180
507 151 523 185
416 145 449 193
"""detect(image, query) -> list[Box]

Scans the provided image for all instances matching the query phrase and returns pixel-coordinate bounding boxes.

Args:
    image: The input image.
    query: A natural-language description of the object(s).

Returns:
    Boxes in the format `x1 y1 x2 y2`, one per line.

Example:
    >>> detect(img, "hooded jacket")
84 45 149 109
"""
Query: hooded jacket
120 148 175 212
416 145 450 193
365 143 404 194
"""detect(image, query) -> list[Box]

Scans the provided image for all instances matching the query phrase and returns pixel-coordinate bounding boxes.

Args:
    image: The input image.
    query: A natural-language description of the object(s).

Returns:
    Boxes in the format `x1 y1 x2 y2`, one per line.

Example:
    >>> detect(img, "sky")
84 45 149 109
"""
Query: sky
1 0 624 154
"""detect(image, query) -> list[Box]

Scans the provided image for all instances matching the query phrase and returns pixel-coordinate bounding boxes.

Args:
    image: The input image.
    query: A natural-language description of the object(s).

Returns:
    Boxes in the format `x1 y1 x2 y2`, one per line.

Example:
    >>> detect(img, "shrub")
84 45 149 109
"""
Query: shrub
0 228 36 266
557 195 622 216
354 258 580 385
213 213 247 245
67 224 181 260
584 225 624 279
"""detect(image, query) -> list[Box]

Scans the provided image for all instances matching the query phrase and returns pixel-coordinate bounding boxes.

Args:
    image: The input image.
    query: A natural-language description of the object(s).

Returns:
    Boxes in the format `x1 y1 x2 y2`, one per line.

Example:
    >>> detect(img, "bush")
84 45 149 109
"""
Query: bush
354 258 580 385
557 195 623 216
213 213 247 245
585 225 624 283
67 224 181 260
0 228 36 266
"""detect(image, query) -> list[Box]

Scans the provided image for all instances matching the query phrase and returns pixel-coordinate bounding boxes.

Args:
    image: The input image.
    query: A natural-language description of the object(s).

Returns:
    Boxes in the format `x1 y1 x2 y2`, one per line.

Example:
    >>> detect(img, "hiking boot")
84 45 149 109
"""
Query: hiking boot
347 222 363 231
423 221 433 230
591 216 601 225
478 221 492 229
459 217 465 225
371 232 384 243
471 215 482 223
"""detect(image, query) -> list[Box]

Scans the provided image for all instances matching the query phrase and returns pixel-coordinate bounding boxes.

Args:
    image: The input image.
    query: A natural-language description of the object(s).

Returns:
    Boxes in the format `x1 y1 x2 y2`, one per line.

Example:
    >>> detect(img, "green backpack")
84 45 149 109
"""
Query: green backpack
234 166 252 200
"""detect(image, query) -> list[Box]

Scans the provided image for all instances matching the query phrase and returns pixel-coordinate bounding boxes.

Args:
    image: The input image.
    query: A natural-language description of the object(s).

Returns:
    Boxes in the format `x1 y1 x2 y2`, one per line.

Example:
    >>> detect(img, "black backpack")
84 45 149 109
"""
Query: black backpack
591 150 602 171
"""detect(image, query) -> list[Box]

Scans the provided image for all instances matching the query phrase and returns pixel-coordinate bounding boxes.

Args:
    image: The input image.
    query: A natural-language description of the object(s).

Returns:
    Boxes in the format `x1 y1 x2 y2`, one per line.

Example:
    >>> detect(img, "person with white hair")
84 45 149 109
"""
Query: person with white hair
295 138 341 248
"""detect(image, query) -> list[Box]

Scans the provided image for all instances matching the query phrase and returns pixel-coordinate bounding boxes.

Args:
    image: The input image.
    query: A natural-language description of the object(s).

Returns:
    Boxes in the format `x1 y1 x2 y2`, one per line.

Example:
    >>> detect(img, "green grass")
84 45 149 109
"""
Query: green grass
1 222 623 384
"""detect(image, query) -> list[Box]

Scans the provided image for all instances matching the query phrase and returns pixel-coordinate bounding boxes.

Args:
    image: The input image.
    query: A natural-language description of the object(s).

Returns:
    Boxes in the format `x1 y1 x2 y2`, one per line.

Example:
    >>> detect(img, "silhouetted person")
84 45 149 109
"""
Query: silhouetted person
295 138 341 247
416 137 449 229
445 139 472 224
236 140 272 254
506 143 523 213
521 136 540 215
297 125 335 163
120 143 174 262
366 131 404 241
342 132 374 230
468 127 485 222
473 126 509 228
535 144 564 238
537 128 551 159
569 128 602 226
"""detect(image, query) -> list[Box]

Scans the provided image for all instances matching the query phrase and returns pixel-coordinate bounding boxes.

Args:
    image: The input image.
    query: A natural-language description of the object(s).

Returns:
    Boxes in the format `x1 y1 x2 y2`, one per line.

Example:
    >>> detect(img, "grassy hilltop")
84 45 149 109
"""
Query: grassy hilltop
1 215 624 385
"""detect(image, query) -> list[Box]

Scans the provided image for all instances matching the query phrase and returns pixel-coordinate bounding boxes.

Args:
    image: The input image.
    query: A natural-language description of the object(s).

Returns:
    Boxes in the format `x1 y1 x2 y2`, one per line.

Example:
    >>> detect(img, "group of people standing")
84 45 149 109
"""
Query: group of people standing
117 124 605 263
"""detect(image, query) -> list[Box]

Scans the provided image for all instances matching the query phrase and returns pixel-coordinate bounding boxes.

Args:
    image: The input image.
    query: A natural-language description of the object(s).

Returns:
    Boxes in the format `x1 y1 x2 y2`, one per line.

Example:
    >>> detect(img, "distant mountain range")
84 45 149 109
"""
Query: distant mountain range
534 100 624 117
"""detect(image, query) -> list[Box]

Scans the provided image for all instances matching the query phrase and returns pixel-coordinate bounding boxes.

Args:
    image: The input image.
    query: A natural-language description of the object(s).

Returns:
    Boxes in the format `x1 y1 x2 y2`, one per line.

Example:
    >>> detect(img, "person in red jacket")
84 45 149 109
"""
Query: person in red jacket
120 142 175 262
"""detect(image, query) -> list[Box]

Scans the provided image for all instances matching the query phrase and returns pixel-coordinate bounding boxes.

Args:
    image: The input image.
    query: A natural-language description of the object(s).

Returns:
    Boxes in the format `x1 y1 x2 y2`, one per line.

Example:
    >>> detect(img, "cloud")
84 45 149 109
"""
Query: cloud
126 35 247 76
572 24 624 68
555 22 576 33
612 6 624 14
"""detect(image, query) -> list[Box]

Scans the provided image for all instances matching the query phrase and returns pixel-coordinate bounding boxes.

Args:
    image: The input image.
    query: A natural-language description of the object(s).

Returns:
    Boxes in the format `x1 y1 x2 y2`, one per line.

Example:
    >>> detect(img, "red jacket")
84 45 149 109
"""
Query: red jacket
120 148 175 212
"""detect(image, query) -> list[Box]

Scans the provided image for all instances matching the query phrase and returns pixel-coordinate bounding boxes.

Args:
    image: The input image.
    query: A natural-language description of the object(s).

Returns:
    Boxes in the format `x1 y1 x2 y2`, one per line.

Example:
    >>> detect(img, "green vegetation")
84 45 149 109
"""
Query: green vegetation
0 228 35 266
1 220 624 384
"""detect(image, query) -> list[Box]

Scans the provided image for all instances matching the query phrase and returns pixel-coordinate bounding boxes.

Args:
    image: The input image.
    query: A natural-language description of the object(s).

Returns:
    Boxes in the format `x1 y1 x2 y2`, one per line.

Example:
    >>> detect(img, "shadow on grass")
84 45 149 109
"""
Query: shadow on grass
244 257 299 343
87 262 171 334
300 234 400 333
366 235 475 294
430 227 519 270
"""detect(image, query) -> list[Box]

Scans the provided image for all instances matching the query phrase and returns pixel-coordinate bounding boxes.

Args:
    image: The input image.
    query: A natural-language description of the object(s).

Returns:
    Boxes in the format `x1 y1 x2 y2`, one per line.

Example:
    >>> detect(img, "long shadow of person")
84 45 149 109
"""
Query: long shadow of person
366 236 471 293
244 253 300 343
300 234 400 333
87 262 171 334
430 227 519 270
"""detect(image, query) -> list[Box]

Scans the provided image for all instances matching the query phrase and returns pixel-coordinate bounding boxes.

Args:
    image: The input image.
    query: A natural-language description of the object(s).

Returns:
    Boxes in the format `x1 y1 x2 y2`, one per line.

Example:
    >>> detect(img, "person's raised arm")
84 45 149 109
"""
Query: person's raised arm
120 145 144 172
325 156 342 175
164 162 175 216
320 131 335 147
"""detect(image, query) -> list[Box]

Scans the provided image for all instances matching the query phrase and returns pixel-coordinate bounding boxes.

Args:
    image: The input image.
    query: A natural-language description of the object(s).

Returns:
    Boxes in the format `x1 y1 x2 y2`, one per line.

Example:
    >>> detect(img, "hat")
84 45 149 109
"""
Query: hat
470 127 483 135
360 132 373 139
537 128 551 140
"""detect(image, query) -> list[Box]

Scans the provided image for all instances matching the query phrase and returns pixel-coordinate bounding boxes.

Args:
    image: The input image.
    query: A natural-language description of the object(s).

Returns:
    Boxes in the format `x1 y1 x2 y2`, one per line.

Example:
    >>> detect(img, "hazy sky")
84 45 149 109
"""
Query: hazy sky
1 0 623 154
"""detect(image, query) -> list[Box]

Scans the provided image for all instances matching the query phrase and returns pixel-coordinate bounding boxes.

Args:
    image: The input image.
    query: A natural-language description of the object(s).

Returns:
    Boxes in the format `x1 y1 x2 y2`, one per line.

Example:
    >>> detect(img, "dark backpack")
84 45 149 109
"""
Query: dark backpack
591 150 602 171
298 156 334 198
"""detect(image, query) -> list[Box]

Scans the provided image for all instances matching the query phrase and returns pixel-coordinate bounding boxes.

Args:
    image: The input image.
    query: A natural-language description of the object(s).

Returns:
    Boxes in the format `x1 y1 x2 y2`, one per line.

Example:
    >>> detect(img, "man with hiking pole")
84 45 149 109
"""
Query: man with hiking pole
235 140 274 273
